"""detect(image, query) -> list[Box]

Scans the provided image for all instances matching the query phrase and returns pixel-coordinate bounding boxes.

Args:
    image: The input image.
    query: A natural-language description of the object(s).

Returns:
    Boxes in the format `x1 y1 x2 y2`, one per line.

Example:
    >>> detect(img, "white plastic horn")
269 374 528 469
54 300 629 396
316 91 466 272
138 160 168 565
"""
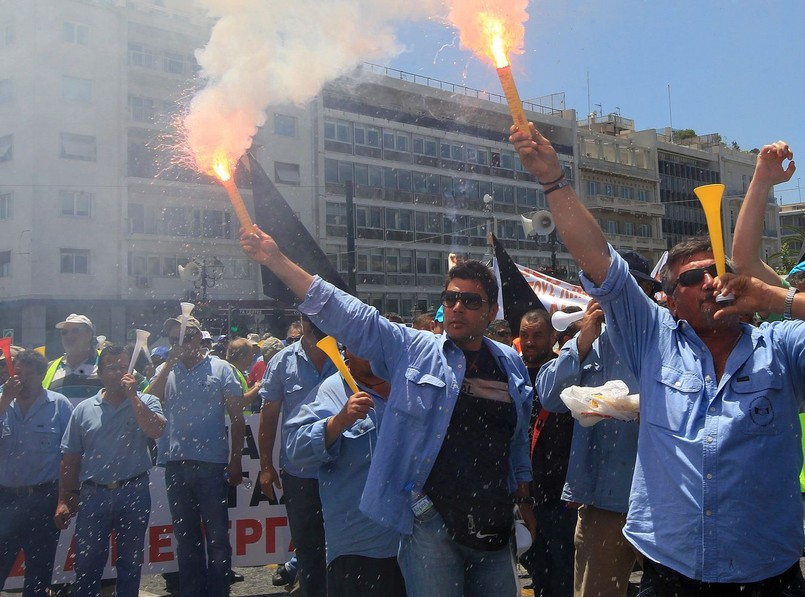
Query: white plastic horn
128 329 151 374
521 210 555 237
551 310 585 333
95 335 107 350
178 301 195 346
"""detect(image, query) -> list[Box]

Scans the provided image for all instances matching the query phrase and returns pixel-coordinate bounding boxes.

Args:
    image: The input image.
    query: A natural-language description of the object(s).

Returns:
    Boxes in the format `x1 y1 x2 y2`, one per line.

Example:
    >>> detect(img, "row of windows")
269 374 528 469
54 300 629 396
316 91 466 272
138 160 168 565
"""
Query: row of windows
324 158 550 209
127 42 197 76
128 254 252 280
325 118 521 171
586 181 651 202
664 203 707 224
601 220 653 237
659 160 719 184
128 204 236 239
128 95 178 123
0 133 98 163
0 191 101 219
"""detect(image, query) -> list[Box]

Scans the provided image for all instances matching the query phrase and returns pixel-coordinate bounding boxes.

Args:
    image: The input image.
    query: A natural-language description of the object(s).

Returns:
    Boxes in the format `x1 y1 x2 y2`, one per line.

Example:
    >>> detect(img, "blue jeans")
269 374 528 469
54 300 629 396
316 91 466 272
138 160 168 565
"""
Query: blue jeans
281 471 326 597
398 510 518 597
0 483 60 596
165 460 231 597
73 476 151 597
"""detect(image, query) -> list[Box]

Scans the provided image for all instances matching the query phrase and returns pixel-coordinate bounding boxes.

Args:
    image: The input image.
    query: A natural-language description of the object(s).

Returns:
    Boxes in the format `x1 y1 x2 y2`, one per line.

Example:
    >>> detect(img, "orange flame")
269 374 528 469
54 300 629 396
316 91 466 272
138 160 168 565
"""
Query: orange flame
211 151 233 182
480 14 510 68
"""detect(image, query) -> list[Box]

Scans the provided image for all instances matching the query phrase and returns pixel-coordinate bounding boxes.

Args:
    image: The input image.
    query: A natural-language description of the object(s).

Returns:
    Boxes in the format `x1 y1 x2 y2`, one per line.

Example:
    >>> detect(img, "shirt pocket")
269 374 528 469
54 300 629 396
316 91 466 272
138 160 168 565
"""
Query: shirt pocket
343 417 376 439
389 367 446 422
26 426 62 453
648 366 702 433
730 369 783 436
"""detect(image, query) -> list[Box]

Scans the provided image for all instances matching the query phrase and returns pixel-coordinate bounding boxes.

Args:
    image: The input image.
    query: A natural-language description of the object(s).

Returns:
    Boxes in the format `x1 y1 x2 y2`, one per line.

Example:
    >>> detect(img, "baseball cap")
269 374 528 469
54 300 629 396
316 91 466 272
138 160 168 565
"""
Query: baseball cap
0 344 22 362
162 316 202 334
150 345 170 360
247 333 261 346
619 250 662 293
434 306 444 323
55 314 95 332
201 330 212 340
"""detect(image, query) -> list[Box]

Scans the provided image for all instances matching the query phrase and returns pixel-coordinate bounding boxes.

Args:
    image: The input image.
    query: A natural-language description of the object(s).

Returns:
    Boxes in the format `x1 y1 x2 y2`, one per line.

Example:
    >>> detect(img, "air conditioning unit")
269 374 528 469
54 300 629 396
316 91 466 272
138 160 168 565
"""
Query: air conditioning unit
135 276 151 289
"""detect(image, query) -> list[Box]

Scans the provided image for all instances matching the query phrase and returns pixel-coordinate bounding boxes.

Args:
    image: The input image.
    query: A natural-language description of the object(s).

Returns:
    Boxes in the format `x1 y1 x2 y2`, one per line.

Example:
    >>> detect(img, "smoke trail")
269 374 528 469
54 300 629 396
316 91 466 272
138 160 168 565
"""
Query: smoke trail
444 0 528 61
185 0 444 172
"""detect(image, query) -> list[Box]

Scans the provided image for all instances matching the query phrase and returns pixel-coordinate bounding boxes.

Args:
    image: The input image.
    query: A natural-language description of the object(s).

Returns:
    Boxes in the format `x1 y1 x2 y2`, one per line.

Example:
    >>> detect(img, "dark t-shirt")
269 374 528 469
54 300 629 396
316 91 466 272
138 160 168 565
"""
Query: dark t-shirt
425 344 515 502
529 363 574 504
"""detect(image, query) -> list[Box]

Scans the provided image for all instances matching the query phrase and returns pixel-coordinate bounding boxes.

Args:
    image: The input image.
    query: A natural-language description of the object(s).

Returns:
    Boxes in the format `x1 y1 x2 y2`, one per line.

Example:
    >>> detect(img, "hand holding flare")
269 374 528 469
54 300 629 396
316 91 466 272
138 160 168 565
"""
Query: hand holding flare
0 337 14 377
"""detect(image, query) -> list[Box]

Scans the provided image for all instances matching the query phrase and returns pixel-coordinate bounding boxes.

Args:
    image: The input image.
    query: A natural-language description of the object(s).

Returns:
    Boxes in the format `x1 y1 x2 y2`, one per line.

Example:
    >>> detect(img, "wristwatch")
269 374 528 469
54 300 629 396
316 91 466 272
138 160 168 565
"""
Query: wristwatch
783 286 799 320
513 496 536 506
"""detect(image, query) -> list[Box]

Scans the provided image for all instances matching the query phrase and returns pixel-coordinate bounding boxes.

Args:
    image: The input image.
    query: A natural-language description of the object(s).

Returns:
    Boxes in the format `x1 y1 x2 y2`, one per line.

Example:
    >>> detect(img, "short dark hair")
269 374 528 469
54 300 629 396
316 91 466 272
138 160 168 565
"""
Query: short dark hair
486 320 512 335
445 260 498 305
412 312 435 330
660 236 735 295
520 309 552 330
383 312 404 323
13 350 49 376
98 344 131 372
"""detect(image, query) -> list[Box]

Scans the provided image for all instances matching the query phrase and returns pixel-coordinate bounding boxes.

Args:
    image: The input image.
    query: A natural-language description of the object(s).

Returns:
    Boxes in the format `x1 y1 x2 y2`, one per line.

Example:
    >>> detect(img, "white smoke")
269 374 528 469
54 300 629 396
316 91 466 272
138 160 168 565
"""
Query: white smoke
185 0 445 171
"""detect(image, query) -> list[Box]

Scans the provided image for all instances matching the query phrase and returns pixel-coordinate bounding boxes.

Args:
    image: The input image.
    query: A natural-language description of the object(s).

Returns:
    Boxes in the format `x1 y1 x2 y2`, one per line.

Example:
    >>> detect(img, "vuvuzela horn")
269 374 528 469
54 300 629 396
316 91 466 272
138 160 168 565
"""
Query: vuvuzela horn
316 335 359 394
693 184 728 276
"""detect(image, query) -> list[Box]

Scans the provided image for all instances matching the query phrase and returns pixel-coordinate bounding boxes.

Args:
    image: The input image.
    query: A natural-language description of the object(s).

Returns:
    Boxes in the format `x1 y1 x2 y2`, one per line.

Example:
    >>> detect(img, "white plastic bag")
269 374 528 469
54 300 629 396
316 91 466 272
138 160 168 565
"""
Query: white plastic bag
559 380 639 427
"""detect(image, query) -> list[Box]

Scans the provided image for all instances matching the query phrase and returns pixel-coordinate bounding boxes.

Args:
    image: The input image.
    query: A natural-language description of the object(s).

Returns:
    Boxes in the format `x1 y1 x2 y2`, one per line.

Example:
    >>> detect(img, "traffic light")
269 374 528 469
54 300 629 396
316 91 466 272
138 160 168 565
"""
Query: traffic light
228 307 241 336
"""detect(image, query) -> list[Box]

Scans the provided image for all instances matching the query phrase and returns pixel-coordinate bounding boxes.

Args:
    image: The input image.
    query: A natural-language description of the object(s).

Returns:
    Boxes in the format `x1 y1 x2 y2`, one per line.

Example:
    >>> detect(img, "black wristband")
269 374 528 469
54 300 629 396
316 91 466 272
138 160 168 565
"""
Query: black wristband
513 496 536 505
544 178 571 196
538 173 565 186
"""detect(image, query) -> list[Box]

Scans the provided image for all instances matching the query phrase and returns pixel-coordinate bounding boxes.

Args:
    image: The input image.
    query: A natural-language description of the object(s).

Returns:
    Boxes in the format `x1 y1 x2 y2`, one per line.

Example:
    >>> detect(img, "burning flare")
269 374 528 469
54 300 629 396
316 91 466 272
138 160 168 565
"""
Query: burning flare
210 151 254 231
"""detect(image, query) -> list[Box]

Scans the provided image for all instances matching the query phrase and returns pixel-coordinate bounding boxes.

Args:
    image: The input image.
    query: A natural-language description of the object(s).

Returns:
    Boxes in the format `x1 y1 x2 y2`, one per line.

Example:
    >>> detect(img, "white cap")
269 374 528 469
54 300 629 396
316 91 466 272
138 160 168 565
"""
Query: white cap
55 314 94 332
201 330 212 340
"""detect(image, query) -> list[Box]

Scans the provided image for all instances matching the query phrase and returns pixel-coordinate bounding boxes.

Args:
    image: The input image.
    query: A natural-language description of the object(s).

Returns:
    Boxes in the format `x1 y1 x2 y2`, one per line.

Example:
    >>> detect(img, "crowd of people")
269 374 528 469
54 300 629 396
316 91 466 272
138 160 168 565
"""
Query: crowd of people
1 130 804 597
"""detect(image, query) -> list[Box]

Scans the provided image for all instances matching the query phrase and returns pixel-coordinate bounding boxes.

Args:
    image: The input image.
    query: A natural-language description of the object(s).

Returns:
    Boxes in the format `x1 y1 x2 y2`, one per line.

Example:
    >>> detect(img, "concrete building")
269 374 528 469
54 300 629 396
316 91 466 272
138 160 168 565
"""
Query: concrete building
0 0 782 351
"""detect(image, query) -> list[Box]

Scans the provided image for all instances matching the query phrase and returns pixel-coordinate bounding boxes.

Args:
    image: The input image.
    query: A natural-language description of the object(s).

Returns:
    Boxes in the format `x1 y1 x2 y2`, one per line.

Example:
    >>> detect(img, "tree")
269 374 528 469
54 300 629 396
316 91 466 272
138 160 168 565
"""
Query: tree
676 129 697 140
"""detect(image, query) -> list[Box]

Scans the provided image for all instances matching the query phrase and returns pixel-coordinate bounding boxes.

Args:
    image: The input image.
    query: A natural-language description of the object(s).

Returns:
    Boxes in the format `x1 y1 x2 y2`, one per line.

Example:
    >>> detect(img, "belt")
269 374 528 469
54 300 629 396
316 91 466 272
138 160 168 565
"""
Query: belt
83 472 148 490
0 480 58 497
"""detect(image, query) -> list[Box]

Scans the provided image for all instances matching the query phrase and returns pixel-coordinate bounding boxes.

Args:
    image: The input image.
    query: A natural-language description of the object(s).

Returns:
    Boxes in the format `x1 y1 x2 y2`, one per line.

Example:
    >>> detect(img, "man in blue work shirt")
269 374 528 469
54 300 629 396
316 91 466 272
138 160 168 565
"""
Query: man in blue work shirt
0 350 73 596
241 234 537 597
512 125 805 592
259 315 335 597
286 349 406 597
54 344 165 597
148 314 245 596
45 314 103 404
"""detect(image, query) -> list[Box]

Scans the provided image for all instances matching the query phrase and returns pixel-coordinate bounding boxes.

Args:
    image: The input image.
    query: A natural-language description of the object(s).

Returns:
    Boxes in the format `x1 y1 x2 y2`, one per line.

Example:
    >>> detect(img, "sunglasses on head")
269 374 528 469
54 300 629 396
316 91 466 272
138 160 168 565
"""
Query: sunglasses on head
441 290 488 310
669 263 734 294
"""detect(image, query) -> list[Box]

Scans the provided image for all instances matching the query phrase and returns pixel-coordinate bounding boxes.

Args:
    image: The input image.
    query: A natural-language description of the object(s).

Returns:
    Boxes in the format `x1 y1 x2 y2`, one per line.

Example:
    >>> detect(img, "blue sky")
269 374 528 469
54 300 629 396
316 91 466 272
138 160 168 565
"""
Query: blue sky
382 0 805 204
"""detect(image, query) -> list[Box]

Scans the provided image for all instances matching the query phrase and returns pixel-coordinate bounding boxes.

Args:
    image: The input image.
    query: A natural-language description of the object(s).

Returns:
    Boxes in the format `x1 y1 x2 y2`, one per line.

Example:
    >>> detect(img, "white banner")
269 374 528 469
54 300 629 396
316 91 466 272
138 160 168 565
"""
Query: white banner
3 414 292 590
515 264 590 312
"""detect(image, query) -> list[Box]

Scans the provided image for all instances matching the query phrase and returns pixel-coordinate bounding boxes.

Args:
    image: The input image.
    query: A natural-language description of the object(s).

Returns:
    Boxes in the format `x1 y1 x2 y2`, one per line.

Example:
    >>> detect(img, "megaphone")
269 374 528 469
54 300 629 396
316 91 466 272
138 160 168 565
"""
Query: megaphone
521 210 555 237
551 310 585 332
178 262 201 282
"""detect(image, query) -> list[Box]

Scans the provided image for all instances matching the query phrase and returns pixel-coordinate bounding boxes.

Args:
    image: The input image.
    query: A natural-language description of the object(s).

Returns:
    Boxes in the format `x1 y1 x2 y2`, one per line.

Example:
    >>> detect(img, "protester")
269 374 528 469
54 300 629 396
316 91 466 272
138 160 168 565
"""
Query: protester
0 350 73 596
286 349 406 597
485 319 514 346
227 338 261 410
259 315 335 597
147 315 245 595
518 309 575 596
512 124 805 592
241 232 536 596
411 311 436 331
54 345 165 597
44 314 103 403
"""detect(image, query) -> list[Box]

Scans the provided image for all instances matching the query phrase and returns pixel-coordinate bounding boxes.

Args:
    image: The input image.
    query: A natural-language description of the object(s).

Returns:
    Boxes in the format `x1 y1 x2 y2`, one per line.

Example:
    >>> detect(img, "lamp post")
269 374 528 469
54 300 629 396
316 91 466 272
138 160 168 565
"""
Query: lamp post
483 193 495 263
179 256 225 303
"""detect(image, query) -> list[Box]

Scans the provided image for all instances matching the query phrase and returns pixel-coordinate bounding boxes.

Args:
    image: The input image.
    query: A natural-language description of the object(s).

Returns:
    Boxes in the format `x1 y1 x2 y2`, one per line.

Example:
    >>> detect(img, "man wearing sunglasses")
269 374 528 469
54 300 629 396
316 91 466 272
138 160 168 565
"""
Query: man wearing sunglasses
147 314 245 596
241 233 536 597
44 314 103 405
512 125 805 593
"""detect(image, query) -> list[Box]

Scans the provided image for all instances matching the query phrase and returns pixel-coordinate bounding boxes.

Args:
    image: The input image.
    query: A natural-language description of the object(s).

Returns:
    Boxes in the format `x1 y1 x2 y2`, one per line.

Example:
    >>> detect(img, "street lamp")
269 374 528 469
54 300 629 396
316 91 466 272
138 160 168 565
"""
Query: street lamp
483 193 495 263
178 256 225 303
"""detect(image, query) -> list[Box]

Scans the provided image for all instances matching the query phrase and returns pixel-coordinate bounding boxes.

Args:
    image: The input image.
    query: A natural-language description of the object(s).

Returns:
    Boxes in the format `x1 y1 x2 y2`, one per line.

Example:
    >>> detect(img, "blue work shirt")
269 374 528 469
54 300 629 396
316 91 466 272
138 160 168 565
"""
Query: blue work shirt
158 355 242 464
285 373 400 564
537 328 639 513
299 276 533 534
61 390 163 484
259 341 336 478
581 246 805 583
0 389 73 486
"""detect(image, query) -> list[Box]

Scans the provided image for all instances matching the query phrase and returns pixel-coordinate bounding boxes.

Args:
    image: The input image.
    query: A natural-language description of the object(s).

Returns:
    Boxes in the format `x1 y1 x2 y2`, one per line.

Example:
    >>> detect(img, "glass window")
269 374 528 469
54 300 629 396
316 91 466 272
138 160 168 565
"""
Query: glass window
59 190 92 217
368 165 382 188
586 181 598 196
274 113 296 137
338 161 352 183
62 76 92 103
325 201 346 226
398 170 412 191
0 78 11 103
0 134 12 162
63 22 89 45
60 249 90 274
324 158 339 183
396 133 409 152
0 192 10 219
163 207 187 236
163 52 184 75
275 162 301 185
353 163 369 186
128 95 156 122
0 250 10 277
60 133 96 161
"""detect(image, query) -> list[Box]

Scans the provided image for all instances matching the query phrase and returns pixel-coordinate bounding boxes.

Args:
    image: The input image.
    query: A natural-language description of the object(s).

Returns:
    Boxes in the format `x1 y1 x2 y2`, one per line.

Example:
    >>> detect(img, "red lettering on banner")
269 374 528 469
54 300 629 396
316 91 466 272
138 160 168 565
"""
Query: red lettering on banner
149 525 175 563
264 516 288 553
64 538 76 572
10 551 24 577
235 519 262 555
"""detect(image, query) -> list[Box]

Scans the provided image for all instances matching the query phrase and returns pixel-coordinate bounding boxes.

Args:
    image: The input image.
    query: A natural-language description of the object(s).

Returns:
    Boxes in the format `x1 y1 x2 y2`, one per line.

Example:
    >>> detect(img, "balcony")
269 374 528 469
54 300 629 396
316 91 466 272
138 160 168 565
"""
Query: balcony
585 194 665 217
607 234 667 253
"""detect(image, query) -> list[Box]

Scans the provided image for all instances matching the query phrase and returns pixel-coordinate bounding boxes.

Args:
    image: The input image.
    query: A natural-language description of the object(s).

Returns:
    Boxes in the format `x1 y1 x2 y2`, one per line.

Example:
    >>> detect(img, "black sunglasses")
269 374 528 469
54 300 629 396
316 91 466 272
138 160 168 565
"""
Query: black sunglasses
169 331 197 345
441 291 488 310
669 263 734 294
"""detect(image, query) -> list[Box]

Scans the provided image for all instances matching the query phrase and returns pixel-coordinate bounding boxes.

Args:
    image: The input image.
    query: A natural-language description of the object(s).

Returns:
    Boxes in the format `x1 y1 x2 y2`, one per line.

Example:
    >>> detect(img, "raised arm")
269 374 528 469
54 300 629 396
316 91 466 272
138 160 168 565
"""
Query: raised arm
240 227 314 299
510 124 611 285
732 141 795 285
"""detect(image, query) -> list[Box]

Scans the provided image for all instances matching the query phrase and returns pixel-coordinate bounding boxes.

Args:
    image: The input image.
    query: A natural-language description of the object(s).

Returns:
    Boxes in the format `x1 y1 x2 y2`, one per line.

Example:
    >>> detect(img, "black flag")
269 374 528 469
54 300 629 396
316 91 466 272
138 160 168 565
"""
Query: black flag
247 153 351 305
492 234 547 336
